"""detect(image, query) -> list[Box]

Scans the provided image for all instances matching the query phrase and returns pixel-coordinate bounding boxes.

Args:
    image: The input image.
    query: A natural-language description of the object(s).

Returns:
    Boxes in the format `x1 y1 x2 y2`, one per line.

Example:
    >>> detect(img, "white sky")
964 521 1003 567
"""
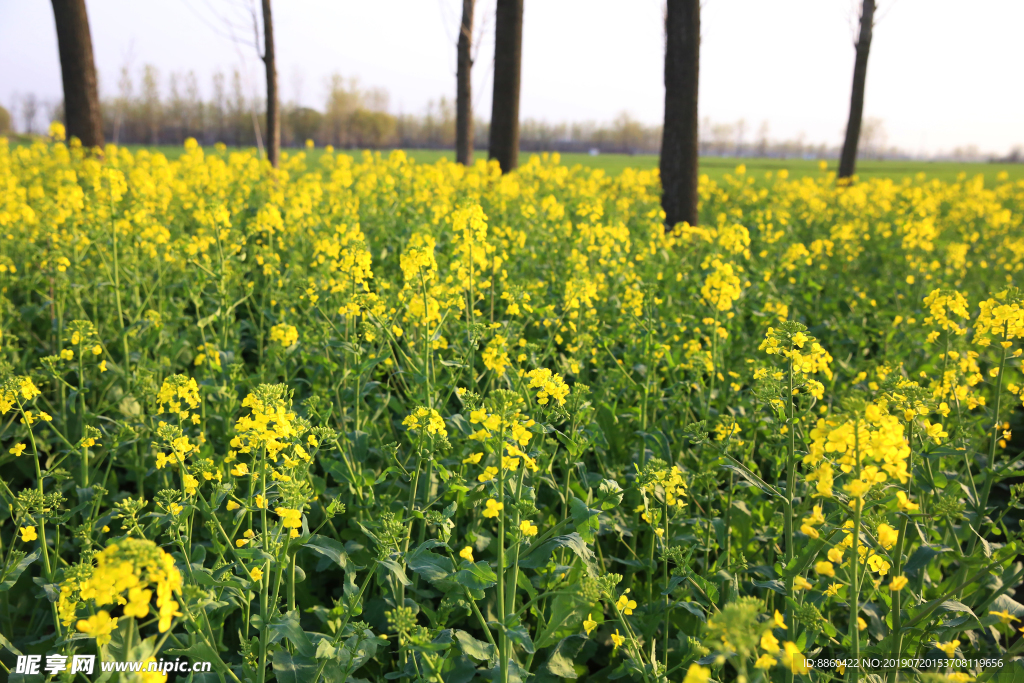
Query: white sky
1 0 1021 155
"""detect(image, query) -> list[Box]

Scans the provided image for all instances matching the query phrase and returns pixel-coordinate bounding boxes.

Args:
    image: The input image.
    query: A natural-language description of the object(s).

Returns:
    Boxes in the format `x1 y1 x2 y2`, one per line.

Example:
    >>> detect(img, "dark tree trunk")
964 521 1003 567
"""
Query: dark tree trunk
456 0 475 165
489 0 523 173
261 0 280 167
838 0 875 179
660 0 700 228
51 0 104 148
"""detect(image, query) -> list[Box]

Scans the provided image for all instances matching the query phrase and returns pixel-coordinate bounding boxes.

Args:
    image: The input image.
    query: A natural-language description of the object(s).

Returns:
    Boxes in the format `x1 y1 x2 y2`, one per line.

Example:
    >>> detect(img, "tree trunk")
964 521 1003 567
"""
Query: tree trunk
489 0 523 173
456 0 475 166
660 0 700 228
262 0 280 167
838 0 875 180
51 0 104 148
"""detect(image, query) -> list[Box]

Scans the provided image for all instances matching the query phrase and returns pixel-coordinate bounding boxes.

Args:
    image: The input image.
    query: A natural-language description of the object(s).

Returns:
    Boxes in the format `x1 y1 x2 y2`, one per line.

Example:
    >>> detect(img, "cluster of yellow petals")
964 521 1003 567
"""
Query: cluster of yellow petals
76 539 183 637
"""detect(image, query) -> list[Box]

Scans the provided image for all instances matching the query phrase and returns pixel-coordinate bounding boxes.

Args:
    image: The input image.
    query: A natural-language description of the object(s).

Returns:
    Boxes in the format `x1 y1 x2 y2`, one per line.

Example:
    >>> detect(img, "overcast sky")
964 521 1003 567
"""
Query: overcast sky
1 0 1021 155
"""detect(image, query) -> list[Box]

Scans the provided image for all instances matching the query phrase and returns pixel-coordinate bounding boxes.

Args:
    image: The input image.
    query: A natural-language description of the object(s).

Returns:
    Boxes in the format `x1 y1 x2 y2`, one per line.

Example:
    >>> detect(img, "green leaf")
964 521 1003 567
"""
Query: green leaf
337 628 382 672
722 456 781 498
455 629 495 663
453 561 497 590
268 610 315 658
406 544 455 582
675 600 707 622
271 651 318 683
904 545 945 578
0 548 40 592
569 496 600 543
752 579 786 595
518 533 597 577
0 631 22 656
598 479 624 510
303 535 360 571
379 559 411 586
991 594 1024 619
165 640 222 672
506 623 535 654
689 574 720 606
535 592 590 649
545 635 586 679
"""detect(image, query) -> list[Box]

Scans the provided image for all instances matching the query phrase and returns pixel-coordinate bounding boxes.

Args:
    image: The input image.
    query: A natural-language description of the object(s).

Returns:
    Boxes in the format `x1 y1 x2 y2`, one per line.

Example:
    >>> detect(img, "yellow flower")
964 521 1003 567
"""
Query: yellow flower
773 609 787 629
947 674 974 683
990 609 1019 625
754 654 777 670
77 610 118 647
123 586 153 618
20 526 37 542
519 520 539 537
824 583 842 597
462 452 483 465
610 629 625 649
858 616 867 631
935 640 959 658
583 614 597 635
760 630 780 654
9 443 26 457
482 499 503 518
815 561 835 577
99 360 108 372
459 546 474 562
226 500 241 511
683 663 711 683
781 642 808 675
793 575 813 591
255 494 268 509
896 490 919 512
478 466 499 483
231 462 249 476
275 507 303 529
889 575 909 591
877 523 899 550
250 567 264 582
615 590 637 615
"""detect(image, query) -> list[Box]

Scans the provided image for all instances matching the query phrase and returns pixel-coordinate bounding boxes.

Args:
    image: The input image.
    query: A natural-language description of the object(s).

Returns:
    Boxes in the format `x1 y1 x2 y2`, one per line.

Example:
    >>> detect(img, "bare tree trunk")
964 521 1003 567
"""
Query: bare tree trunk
839 0 875 179
456 0 475 165
262 0 280 167
51 0 104 148
489 0 523 173
660 0 700 228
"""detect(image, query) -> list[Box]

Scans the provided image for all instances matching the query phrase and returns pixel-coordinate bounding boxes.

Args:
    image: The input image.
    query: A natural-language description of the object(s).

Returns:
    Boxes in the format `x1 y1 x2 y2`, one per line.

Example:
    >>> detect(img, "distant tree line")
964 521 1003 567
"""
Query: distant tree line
4 67 671 155
5 71 919 160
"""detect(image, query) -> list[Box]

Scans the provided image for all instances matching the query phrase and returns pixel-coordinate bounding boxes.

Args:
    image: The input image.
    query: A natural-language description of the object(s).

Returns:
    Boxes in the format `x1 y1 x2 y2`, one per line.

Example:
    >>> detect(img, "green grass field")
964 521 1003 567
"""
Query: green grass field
11 138 1023 184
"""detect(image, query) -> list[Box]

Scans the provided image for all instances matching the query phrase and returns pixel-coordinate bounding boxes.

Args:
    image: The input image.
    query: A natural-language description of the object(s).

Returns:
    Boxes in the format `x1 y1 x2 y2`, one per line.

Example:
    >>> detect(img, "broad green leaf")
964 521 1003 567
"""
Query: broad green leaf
455 629 495 662
569 496 600 543
406 544 455 583
545 635 586 678
303 534 357 571
518 533 597 577
268 610 315 658
0 549 40 592
271 651 318 683
453 561 497 590
379 559 411 586
598 479 624 510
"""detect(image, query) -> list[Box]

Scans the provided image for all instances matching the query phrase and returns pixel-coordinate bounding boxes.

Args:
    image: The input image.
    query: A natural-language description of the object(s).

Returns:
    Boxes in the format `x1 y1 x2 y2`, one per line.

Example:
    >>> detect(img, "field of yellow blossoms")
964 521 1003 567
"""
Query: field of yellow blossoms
1 125 1023 683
